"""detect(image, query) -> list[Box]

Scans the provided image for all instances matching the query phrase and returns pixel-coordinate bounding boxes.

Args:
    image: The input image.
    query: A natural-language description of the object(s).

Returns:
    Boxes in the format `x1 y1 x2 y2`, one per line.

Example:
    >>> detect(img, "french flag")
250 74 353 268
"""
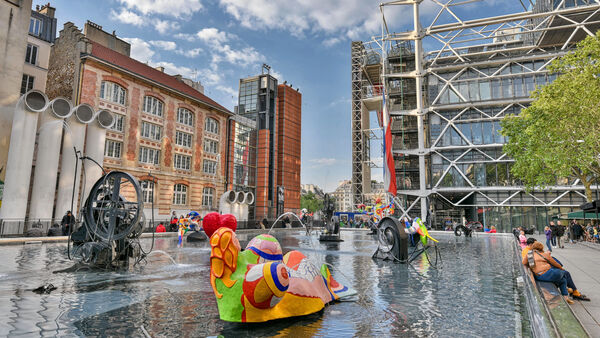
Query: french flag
382 89 397 195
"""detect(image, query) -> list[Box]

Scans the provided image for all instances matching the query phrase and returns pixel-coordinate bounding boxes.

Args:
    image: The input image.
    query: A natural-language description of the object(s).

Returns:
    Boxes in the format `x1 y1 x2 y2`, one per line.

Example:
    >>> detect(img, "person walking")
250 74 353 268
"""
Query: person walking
544 226 553 252
556 221 565 248
61 211 75 236
549 221 557 247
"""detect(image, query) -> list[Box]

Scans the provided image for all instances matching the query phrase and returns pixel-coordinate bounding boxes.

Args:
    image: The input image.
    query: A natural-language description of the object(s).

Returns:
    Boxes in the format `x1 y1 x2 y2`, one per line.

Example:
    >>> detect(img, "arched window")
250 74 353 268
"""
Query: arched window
141 180 155 203
100 81 126 105
177 107 194 126
205 117 219 134
202 187 215 208
143 96 164 117
173 184 188 205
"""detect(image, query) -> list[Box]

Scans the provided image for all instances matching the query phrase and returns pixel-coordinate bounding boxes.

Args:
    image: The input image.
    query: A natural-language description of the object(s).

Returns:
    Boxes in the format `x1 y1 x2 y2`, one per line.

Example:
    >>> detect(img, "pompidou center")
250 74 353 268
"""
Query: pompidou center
352 0 600 232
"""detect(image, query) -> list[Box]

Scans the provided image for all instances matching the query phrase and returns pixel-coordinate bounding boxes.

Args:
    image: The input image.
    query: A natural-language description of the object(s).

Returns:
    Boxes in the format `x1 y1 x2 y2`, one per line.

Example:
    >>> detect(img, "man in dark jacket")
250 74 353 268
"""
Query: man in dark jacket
556 220 565 248
549 221 557 246
61 211 75 236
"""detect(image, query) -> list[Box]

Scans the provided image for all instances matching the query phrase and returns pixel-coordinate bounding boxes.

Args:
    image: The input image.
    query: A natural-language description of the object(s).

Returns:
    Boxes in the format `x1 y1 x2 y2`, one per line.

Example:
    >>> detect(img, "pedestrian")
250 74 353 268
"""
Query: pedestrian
156 222 166 233
544 226 553 252
556 220 565 248
170 211 178 232
61 211 75 236
549 221 557 247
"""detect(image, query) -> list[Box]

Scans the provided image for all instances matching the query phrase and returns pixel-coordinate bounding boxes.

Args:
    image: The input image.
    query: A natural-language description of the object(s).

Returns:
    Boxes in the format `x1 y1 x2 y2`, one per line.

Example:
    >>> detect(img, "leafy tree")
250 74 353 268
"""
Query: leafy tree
301 191 323 213
501 32 600 201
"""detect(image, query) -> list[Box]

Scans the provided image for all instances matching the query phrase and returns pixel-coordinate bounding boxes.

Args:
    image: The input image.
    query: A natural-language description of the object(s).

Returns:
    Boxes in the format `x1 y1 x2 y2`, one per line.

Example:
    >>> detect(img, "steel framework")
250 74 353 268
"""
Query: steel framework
353 0 600 228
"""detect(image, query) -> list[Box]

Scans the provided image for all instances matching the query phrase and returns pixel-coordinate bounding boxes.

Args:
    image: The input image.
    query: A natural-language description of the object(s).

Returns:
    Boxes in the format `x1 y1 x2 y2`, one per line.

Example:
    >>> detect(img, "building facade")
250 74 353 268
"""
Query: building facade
42 21 231 223
354 1 600 232
233 72 302 221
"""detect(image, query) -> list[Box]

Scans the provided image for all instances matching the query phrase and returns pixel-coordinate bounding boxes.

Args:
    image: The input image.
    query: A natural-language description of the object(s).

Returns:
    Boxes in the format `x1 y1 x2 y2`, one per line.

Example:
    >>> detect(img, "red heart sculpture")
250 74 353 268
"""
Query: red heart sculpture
203 212 237 238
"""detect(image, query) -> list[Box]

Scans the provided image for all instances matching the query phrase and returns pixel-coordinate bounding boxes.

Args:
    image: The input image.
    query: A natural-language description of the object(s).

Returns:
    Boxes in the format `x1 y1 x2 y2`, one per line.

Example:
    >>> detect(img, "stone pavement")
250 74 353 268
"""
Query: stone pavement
534 234 600 336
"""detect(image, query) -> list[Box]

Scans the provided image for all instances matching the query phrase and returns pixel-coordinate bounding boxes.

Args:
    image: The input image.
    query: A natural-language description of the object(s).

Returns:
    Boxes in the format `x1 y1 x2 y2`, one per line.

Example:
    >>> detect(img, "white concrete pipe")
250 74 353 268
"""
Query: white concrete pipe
82 110 114 203
233 191 245 220
0 90 48 234
54 103 95 219
218 190 237 214
28 97 73 222
240 192 255 221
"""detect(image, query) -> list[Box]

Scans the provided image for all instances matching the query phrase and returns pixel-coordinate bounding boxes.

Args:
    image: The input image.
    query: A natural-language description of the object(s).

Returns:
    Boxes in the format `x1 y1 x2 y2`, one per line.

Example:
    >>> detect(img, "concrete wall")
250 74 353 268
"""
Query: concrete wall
83 21 130 56
0 0 33 182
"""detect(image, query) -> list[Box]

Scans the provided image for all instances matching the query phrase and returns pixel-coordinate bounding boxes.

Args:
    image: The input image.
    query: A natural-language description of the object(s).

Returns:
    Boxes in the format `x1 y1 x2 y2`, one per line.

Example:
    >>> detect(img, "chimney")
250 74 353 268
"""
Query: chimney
155 66 165 72
39 3 56 18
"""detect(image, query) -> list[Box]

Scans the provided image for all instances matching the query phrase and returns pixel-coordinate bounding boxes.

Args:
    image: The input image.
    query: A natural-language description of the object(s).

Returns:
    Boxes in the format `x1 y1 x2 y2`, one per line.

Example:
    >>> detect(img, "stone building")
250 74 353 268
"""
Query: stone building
46 21 231 222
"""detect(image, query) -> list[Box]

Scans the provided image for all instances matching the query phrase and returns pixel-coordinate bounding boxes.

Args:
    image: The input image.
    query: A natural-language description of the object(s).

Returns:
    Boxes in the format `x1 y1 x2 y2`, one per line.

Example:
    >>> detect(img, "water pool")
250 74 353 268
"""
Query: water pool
0 231 529 337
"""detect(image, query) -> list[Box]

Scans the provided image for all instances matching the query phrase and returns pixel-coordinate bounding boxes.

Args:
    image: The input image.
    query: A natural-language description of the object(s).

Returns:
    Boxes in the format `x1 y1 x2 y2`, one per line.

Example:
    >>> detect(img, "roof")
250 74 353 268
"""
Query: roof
86 42 231 114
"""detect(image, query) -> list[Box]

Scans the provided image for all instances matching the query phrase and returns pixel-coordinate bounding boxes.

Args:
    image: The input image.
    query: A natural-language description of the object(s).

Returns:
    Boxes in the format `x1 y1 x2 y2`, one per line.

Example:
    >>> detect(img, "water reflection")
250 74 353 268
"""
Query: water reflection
0 231 525 337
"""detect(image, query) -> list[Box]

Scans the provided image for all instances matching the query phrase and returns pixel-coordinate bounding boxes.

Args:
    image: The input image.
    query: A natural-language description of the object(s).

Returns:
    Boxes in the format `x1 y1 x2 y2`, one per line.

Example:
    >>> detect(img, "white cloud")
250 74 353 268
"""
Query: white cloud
310 158 338 167
176 47 203 58
152 61 195 78
117 0 203 18
322 37 341 47
270 70 283 82
155 20 181 34
174 33 197 42
123 37 155 63
216 85 237 97
211 45 262 66
196 27 234 44
110 8 145 27
149 40 177 51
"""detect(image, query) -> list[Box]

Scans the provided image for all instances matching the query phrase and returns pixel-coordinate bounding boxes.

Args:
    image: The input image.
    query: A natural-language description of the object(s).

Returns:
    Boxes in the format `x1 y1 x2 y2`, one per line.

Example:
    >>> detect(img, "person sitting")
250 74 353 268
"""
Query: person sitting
519 230 527 249
47 223 62 237
523 242 574 304
156 222 166 233
489 226 497 233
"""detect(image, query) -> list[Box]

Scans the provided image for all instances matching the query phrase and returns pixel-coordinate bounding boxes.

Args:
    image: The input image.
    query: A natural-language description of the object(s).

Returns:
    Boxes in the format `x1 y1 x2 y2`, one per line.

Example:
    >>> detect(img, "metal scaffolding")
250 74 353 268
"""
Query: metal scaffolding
353 0 600 229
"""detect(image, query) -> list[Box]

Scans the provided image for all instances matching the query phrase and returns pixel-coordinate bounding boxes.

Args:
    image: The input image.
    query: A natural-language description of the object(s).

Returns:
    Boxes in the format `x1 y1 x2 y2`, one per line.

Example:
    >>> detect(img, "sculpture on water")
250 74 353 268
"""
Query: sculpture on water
205 212 356 322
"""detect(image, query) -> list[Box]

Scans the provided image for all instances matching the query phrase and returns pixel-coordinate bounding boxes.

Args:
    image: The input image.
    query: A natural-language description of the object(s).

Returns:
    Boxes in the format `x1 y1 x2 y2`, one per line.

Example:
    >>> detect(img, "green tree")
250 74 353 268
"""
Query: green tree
501 32 600 202
301 191 323 213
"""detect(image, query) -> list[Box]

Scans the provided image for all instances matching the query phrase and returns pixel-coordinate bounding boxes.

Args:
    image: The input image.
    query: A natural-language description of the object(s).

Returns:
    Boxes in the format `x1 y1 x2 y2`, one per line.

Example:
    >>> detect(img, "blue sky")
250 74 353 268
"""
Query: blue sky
45 0 525 192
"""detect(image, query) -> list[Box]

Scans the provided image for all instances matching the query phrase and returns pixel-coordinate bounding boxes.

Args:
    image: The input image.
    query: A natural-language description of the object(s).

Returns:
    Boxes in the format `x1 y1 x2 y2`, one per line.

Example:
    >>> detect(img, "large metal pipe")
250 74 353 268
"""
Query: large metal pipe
240 192 254 221
28 98 73 223
218 190 237 215
54 104 95 219
82 110 114 203
0 90 48 234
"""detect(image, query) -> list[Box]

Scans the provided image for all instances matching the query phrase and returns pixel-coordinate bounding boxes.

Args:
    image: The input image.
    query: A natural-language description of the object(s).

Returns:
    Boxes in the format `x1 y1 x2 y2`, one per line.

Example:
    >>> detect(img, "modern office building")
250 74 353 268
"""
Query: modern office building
232 69 302 221
353 0 600 232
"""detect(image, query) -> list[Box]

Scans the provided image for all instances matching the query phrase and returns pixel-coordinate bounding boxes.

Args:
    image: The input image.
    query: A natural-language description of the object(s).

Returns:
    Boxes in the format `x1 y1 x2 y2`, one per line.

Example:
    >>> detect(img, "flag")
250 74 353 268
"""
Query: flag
382 88 397 195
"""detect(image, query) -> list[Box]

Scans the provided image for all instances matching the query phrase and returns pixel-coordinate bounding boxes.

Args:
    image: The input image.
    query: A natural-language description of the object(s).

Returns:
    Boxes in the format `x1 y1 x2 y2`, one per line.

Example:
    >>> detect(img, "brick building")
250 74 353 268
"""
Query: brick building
46 21 231 222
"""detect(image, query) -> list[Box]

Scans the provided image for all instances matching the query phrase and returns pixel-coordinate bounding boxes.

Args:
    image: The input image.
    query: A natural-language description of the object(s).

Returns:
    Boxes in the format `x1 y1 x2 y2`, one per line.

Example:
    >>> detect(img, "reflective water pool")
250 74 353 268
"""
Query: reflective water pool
0 231 528 337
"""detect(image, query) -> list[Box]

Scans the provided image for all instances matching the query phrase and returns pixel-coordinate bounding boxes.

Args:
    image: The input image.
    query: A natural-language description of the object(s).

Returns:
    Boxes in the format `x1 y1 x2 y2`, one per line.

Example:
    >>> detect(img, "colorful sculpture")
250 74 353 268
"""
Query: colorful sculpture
207 215 355 322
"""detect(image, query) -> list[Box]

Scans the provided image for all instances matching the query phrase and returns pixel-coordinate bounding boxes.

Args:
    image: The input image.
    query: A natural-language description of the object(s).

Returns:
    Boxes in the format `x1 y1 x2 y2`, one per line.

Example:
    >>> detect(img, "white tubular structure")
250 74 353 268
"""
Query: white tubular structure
218 191 237 215
0 90 48 234
241 192 255 221
54 104 95 219
82 110 114 203
28 98 73 222
233 191 244 220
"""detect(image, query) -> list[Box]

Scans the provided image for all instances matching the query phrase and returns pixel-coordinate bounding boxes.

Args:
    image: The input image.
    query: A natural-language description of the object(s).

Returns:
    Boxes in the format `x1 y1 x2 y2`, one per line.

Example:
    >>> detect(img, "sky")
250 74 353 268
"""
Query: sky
45 0 526 192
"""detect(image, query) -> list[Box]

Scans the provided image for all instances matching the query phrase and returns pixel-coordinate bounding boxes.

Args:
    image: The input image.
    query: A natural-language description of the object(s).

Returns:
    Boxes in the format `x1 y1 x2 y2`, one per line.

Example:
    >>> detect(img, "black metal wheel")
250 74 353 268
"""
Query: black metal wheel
84 171 143 241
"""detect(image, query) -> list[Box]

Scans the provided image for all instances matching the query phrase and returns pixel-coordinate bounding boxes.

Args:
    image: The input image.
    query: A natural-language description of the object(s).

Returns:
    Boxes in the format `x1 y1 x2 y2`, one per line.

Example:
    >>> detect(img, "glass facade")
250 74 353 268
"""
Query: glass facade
238 80 259 114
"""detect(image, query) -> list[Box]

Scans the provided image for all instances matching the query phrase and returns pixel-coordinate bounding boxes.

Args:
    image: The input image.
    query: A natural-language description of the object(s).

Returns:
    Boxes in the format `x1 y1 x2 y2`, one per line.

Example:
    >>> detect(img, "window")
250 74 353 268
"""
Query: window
29 18 42 36
205 117 219 134
177 108 193 126
104 139 122 158
25 44 38 65
110 114 125 132
143 96 164 117
141 180 155 203
175 131 192 148
204 139 219 154
141 121 162 141
202 187 215 208
100 81 126 105
173 184 188 205
203 159 217 175
20 74 34 94
138 147 160 165
174 153 191 171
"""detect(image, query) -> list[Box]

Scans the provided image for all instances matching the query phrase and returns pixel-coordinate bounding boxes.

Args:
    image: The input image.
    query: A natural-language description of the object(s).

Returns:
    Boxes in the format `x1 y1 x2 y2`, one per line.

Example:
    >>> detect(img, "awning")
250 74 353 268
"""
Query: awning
566 211 600 220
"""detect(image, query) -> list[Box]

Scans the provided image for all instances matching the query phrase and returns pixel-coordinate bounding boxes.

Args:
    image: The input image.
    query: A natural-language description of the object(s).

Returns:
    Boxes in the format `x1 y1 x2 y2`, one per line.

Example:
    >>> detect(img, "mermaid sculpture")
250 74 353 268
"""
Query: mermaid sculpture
204 212 356 322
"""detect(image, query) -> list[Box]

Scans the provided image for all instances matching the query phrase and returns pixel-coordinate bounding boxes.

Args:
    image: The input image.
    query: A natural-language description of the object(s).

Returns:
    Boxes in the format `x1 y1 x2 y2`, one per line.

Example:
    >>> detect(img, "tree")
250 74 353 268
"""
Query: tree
300 191 323 213
501 32 600 202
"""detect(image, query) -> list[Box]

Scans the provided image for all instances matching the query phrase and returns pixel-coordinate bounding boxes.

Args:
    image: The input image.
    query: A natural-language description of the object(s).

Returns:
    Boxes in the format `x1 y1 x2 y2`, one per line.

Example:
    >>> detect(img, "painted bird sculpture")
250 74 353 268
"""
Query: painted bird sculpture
205 212 356 322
